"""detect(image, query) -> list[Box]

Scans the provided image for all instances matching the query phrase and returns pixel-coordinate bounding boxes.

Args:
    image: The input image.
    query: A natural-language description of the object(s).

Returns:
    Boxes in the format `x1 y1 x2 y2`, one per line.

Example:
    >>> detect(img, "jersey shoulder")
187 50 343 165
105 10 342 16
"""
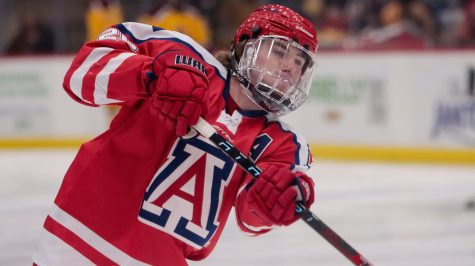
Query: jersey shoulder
114 22 227 80
255 117 313 172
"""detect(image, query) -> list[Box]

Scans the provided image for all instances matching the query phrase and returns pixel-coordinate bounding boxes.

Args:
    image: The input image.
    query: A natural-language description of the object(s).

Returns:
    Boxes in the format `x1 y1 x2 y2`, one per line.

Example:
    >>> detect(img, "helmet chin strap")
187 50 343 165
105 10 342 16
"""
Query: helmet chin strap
230 52 270 110
230 50 249 87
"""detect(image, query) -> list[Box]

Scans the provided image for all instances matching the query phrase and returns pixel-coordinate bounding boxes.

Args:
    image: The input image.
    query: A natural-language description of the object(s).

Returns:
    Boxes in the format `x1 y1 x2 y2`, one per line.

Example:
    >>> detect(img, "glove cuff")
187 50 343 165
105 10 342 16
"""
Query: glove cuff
295 173 315 208
152 50 208 83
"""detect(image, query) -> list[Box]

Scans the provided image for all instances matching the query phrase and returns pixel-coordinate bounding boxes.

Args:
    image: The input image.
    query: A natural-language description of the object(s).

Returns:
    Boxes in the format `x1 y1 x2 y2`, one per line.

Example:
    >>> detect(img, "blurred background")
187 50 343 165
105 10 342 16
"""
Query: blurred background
1 0 475 54
0 0 475 265
1 0 474 160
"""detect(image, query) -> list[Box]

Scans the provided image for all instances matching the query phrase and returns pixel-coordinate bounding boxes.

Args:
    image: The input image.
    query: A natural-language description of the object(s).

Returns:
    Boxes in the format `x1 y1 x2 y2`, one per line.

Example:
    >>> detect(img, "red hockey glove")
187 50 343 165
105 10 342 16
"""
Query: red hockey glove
150 50 209 136
239 166 315 227
294 171 315 208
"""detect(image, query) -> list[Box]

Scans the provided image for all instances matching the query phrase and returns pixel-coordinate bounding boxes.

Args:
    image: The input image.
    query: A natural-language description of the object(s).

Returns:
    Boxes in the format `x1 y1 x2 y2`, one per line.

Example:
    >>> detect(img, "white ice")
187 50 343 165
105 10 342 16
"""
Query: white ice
1 149 474 266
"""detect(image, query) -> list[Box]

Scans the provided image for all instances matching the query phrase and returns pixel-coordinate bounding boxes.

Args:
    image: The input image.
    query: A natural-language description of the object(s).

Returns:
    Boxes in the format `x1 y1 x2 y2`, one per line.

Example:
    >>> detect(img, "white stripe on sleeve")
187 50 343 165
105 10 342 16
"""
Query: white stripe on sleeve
69 47 114 104
48 204 150 266
33 228 95 266
94 52 135 104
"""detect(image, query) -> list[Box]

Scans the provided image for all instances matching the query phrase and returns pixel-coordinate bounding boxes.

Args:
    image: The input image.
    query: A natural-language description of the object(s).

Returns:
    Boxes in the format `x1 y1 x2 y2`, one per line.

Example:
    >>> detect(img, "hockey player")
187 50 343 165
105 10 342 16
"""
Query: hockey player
33 4 318 265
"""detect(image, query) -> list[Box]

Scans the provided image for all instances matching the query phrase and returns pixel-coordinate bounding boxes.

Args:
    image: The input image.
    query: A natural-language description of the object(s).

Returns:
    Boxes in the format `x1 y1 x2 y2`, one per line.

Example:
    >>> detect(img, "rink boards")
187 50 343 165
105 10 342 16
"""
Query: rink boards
0 52 474 163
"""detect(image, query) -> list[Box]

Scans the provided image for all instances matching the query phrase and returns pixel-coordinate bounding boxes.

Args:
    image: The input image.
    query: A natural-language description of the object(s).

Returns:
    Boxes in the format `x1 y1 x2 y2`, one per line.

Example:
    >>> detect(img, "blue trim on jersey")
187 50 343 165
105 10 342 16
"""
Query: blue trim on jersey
222 73 268 118
290 129 302 170
116 24 226 81
152 25 164 31
267 120 311 171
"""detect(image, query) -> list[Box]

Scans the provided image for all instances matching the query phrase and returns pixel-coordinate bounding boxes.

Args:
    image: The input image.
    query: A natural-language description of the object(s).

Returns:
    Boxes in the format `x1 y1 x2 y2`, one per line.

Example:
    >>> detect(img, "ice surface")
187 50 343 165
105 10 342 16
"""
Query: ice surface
1 150 474 266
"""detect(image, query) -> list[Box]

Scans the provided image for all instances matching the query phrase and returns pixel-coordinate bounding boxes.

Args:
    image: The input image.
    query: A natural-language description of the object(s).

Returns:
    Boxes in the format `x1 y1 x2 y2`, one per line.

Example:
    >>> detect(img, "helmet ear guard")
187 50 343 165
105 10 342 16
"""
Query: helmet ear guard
250 26 261 39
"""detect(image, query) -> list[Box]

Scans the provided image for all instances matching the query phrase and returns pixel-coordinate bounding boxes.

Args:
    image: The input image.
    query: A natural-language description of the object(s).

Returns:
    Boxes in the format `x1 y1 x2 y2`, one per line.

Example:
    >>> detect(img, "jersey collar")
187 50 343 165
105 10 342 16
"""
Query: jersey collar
223 74 268 118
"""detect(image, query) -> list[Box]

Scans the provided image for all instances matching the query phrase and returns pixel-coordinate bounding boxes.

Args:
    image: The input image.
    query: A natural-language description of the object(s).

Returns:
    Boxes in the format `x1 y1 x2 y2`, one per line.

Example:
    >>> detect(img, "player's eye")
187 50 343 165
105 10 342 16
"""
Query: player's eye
297 53 310 69
273 49 286 58
295 57 304 66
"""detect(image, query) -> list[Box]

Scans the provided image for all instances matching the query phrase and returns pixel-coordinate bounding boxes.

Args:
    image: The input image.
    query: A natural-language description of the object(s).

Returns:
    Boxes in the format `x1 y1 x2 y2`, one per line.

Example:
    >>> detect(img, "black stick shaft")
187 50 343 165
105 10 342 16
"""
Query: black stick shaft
192 118 373 266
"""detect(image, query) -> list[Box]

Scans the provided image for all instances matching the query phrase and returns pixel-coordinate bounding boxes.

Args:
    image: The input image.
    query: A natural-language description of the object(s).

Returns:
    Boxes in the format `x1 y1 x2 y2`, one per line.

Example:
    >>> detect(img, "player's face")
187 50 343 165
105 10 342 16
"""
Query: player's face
249 38 308 93
236 35 317 116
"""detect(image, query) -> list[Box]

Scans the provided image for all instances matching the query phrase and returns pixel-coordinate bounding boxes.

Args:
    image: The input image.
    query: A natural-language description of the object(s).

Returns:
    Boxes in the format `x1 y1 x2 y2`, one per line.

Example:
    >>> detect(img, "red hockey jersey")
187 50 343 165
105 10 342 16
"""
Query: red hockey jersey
33 22 313 266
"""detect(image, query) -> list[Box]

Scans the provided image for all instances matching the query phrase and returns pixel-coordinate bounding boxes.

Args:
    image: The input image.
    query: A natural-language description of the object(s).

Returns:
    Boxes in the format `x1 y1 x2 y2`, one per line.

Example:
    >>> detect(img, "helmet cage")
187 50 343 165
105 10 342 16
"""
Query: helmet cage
236 35 317 116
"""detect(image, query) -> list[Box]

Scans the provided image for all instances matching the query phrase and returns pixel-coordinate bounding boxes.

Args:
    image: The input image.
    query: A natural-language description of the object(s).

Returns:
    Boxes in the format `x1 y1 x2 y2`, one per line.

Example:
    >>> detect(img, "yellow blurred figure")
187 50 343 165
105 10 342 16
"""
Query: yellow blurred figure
86 0 124 41
139 1 211 48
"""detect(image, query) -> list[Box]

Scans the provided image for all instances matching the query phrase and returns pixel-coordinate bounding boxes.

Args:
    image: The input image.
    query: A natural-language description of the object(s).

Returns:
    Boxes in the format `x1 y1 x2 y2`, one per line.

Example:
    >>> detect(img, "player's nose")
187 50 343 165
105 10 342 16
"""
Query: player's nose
280 62 295 78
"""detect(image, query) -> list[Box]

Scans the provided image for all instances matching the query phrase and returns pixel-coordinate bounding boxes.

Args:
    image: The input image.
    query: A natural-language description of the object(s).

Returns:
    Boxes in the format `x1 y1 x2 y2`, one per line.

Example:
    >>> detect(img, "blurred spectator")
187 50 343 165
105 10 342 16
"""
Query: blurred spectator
85 0 124 41
272 0 304 14
311 0 349 49
345 0 380 35
466 0 475 46
441 0 475 47
436 1 466 47
301 0 325 19
407 0 437 46
3 0 475 53
214 0 261 50
346 0 428 50
5 13 55 55
139 0 211 48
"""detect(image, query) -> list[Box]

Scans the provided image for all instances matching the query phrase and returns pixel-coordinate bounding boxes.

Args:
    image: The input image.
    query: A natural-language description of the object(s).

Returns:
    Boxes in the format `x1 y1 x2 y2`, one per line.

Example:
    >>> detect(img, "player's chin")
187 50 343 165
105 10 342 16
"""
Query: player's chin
275 81 293 93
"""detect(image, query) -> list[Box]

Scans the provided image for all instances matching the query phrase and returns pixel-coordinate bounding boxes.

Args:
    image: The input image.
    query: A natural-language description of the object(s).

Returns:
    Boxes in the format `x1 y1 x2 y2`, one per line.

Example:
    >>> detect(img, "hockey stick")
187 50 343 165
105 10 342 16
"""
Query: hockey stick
192 117 373 266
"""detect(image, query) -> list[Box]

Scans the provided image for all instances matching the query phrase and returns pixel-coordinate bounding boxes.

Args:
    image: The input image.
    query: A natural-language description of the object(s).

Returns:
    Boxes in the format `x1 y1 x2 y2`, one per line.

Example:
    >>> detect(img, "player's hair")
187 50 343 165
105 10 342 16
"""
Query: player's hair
215 40 247 69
